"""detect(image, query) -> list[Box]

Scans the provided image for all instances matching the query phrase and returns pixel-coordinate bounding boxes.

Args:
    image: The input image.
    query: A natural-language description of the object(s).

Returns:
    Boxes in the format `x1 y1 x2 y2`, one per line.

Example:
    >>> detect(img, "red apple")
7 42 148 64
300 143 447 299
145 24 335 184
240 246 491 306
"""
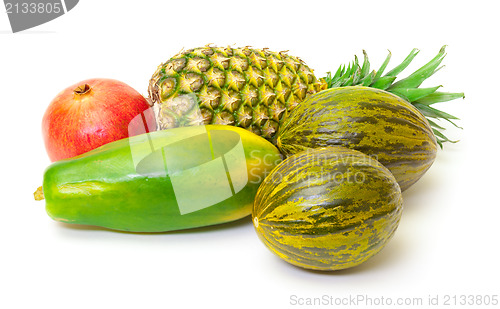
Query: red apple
42 78 156 161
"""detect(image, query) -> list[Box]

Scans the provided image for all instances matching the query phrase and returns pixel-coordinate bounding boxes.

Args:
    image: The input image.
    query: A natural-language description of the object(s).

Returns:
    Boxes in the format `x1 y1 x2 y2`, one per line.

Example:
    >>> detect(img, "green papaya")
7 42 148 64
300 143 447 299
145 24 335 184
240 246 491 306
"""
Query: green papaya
37 125 282 232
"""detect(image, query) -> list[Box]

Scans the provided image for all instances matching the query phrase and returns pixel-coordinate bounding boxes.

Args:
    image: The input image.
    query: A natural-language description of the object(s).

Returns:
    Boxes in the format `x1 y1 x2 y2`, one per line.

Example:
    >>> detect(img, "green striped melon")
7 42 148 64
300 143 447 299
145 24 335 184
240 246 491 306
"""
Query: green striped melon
252 146 403 271
276 86 438 191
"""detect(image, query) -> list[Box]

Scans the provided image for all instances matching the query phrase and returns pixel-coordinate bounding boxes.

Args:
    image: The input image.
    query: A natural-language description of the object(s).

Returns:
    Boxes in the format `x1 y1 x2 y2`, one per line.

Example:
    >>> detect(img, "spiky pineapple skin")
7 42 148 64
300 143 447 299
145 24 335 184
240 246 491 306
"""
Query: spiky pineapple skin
148 46 325 139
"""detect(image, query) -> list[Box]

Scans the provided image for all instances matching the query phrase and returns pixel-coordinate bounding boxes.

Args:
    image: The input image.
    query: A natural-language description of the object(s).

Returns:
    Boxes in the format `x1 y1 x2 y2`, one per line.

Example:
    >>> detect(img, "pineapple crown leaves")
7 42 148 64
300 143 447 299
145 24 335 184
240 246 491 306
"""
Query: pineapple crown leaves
322 45 465 148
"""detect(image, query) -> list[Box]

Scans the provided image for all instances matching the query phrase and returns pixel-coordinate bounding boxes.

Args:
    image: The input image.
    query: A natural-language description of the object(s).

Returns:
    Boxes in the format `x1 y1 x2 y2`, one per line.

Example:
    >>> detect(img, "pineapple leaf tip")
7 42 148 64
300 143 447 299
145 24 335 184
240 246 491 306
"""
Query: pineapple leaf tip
320 46 464 148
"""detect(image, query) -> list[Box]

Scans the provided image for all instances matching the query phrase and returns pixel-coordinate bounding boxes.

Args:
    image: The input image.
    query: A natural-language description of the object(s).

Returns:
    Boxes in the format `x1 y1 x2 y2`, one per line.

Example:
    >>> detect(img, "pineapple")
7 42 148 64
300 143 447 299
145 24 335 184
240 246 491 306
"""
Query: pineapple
148 45 325 139
148 45 463 145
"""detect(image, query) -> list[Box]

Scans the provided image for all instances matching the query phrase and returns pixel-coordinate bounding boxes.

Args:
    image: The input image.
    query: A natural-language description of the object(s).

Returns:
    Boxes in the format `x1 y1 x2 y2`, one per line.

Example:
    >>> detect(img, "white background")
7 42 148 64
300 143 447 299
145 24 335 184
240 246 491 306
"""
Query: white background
1 1 499 308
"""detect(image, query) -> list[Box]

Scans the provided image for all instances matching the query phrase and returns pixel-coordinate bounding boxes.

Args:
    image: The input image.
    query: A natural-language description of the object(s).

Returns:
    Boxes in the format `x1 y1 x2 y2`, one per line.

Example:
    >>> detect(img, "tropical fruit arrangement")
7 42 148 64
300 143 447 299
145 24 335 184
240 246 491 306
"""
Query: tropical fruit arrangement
35 45 463 271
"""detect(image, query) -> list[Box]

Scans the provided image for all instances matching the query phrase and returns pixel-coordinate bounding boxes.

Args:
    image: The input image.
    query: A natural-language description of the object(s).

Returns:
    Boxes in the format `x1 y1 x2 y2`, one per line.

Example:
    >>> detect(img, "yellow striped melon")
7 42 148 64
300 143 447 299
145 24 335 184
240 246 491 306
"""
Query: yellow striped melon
276 86 438 191
252 146 403 271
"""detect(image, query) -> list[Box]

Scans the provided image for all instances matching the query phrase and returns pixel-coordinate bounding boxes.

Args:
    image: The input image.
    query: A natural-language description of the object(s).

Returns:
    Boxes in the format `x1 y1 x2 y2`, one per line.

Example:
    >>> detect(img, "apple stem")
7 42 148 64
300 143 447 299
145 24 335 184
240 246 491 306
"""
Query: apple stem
74 84 91 95
34 186 45 201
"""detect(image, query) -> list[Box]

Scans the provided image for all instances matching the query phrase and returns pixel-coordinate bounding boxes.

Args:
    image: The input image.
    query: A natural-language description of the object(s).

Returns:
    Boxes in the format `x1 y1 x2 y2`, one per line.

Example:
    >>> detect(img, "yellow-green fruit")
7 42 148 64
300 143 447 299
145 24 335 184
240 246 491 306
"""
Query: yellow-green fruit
252 146 403 271
277 86 438 191
148 46 325 139
40 125 283 232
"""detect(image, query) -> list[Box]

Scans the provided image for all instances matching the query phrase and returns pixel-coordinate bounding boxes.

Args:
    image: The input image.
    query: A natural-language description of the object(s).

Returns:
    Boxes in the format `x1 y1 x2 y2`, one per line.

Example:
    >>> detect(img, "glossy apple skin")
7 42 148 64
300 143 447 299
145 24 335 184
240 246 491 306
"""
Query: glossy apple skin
42 78 156 161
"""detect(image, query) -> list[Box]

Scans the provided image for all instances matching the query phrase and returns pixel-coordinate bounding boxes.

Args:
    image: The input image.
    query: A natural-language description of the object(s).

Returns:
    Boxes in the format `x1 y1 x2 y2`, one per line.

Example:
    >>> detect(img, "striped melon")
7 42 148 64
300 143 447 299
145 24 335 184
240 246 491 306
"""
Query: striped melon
276 86 438 191
252 147 403 271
